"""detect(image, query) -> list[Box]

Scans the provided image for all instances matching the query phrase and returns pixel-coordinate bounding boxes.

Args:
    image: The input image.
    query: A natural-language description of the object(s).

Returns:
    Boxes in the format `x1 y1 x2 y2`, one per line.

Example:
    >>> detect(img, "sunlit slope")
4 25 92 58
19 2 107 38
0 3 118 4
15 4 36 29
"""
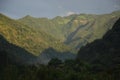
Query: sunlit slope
0 14 73 56
18 11 120 50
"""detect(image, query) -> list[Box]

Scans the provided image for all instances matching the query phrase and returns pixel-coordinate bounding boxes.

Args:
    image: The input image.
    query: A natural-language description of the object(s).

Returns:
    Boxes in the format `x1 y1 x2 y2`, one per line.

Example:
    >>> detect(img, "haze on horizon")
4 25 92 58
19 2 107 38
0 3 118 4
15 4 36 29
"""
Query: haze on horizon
0 0 120 19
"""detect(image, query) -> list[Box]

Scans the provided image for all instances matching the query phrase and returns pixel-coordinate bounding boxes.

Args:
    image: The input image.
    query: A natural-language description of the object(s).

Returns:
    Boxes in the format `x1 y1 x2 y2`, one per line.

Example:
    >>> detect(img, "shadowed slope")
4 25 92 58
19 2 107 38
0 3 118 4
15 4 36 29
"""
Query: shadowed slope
0 35 37 65
77 18 120 67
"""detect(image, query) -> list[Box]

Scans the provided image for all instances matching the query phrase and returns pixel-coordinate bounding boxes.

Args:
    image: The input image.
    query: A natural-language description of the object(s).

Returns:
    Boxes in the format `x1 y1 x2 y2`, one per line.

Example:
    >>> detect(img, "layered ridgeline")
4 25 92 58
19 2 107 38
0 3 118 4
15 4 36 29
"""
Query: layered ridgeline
0 14 75 64
0 11 120 64
18 11 120 50
77 18 120 67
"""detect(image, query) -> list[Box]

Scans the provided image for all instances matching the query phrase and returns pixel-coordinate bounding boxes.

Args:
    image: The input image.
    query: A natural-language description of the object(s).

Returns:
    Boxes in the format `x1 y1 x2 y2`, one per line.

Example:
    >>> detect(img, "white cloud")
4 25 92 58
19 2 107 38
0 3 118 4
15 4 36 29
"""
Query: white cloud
66 11 76 16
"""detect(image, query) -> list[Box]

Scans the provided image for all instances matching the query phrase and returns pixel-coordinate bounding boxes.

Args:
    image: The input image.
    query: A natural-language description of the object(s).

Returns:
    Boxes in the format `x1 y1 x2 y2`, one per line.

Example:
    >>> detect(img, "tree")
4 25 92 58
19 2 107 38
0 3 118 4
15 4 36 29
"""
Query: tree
48 58 62 67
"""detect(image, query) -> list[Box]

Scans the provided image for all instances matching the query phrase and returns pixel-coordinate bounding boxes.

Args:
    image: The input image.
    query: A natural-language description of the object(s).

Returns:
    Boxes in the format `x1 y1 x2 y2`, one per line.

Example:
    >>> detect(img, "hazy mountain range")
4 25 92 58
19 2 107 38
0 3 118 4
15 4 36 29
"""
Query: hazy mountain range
0 11 120 64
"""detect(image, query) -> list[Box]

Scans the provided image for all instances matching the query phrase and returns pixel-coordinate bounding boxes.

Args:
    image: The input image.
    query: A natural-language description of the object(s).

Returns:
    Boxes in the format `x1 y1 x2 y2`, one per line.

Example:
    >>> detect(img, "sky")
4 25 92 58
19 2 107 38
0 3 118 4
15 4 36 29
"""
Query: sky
0 0 120 19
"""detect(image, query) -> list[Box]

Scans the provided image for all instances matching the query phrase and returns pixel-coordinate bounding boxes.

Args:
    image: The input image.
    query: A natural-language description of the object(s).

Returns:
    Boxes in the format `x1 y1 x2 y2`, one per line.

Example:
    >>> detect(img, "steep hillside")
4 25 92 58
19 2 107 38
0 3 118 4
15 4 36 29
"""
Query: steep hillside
0 34 37 65
77 18 120 67
18 15 68 41
0 13 73 57
0 34 75 65
64 12 120 49
18 11 120 50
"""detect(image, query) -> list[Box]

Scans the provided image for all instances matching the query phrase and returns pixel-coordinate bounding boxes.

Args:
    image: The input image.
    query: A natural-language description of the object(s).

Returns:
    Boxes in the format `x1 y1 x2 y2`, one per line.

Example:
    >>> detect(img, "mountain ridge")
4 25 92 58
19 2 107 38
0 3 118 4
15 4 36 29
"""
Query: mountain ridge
0 11 120 63
18 11 120 50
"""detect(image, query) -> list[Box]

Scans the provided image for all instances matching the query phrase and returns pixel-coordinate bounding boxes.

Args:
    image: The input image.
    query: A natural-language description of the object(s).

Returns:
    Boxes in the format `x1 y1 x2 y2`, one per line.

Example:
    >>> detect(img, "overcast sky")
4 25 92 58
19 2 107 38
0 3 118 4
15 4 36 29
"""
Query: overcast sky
0 0 120 18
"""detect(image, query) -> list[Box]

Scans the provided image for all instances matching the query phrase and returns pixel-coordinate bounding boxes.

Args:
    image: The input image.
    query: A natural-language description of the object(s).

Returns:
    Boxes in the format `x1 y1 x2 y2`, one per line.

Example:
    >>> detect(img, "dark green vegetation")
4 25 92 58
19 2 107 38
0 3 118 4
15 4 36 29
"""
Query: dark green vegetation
0 55 120 80
0 34 37 65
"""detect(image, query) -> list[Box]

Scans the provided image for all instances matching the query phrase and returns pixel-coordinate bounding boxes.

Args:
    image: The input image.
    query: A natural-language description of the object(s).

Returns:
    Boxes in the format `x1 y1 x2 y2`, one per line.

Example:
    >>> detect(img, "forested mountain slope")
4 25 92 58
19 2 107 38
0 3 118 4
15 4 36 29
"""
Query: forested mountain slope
0 13 74 61
0 11 120 64
77 18 120 67
18 11 120 50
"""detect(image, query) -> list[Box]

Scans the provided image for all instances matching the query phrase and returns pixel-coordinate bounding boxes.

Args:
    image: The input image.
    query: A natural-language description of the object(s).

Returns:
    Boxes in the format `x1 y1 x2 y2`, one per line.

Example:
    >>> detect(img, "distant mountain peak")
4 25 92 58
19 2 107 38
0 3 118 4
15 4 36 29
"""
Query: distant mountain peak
22 15 35 19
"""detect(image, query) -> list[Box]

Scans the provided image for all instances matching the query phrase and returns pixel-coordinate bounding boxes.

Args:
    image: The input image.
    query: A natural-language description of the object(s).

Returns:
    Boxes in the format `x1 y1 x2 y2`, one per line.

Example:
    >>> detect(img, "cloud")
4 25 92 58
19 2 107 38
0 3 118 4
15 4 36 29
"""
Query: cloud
66 11 76 16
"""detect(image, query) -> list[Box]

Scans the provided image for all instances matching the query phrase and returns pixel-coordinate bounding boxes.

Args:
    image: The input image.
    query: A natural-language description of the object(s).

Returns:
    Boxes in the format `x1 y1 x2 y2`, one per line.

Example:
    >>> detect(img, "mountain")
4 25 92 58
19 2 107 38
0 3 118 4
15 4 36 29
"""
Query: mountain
64 12 120 49
0 11 120 80
0 13 74 63
0 11 120 64
18 15 68 41
77 18 120 67
18 11 120 50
